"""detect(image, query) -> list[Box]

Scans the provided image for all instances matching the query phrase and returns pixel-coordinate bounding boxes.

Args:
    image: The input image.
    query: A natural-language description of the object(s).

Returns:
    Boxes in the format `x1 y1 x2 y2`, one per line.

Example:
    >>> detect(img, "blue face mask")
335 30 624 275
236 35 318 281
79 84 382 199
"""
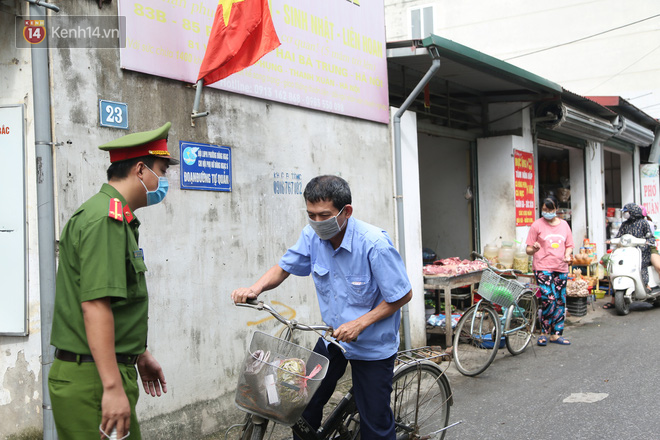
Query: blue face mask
140 165 169 206
542 211 556 220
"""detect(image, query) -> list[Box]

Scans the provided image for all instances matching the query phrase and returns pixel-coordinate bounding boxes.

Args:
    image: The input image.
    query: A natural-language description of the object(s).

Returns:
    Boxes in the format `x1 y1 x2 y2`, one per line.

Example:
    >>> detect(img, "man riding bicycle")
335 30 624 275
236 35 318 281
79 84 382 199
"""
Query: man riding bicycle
232 175 412 440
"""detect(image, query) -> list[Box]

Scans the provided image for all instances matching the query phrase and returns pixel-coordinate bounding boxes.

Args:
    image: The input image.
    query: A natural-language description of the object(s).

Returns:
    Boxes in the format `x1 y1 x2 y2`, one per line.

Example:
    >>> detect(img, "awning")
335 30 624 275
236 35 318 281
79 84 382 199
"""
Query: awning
387 34 562 133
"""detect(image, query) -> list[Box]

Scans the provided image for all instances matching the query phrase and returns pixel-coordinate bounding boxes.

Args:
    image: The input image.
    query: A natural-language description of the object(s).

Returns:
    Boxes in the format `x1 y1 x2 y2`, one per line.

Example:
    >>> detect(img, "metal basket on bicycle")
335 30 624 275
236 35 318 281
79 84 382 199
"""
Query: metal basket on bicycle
235 331 329 426
477 269 527 309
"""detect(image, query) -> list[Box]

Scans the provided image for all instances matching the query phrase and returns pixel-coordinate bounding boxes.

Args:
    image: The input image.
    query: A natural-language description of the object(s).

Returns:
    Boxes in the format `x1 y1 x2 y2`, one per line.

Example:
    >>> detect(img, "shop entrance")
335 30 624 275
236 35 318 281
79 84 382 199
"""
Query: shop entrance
537 139 587 243
604 148 634 240
417 132 474 262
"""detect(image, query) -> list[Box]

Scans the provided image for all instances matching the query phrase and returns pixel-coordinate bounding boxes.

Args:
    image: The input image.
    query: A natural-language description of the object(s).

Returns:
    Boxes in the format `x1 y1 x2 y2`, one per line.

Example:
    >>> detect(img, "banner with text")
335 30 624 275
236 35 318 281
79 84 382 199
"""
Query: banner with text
118 0 388 123
180 141 232 192
515 149 535 226
641 164 659 217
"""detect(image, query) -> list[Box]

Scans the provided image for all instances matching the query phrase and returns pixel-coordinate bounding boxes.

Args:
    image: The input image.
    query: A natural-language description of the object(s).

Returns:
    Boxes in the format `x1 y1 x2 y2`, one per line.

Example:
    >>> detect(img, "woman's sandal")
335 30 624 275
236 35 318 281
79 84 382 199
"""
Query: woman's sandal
602 303 615 309
549 336 571 345
537 335 547 346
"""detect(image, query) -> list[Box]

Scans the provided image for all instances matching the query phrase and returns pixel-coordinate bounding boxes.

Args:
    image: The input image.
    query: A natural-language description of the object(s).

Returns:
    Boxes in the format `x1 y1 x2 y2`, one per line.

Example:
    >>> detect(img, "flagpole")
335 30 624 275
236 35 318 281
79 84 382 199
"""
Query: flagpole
191 79 209 127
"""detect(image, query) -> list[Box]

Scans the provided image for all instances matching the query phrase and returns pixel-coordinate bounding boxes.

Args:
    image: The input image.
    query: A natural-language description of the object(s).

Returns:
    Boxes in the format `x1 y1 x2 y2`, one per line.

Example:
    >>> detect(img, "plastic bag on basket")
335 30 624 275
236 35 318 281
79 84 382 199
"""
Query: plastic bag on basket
276 358 308 404
245 350 270 375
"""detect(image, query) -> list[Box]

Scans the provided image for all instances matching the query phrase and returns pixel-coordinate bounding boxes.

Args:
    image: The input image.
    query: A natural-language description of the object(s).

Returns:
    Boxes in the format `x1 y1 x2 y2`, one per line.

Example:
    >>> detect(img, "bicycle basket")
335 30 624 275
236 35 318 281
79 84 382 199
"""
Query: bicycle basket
476 269 526 309
235 331 329 426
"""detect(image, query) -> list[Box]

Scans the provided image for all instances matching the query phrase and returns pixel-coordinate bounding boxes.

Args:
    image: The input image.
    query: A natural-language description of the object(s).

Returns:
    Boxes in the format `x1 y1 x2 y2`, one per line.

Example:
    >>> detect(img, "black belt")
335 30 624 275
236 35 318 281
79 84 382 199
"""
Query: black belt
55 349 139 365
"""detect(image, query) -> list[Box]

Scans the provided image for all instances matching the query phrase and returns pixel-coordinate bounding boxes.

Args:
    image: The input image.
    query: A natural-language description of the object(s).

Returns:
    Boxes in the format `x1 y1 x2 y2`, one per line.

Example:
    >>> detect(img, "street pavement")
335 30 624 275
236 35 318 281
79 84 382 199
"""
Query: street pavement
443 296 660 440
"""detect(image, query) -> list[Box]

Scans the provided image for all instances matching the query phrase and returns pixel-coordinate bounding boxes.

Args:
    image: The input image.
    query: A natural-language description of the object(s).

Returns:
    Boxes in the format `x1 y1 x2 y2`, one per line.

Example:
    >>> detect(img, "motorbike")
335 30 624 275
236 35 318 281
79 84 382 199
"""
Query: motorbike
608 234 660 315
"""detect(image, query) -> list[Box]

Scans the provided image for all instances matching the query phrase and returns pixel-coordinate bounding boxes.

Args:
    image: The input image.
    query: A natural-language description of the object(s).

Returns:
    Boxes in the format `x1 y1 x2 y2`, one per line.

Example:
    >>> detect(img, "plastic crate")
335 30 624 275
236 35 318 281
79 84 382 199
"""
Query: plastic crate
566 296 588 317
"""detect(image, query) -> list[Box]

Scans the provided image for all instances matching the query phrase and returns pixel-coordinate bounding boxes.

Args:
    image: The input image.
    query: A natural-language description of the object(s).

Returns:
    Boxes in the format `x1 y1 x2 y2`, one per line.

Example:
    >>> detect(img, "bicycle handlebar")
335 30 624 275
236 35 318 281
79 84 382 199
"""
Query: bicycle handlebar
471 251 523 277
236 299 346 353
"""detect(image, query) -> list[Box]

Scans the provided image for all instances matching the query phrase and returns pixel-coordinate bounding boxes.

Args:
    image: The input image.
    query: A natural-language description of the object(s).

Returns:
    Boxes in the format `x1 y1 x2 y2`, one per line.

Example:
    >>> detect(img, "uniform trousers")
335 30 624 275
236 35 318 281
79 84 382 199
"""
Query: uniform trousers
294 338 396 440
48 358 141 439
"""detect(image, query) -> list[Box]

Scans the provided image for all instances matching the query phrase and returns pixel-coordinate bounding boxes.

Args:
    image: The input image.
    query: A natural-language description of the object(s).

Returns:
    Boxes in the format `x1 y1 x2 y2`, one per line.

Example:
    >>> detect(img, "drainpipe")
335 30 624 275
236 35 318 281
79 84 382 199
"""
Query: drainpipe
648 127 660 164
30 3 58 439
393 46 441 350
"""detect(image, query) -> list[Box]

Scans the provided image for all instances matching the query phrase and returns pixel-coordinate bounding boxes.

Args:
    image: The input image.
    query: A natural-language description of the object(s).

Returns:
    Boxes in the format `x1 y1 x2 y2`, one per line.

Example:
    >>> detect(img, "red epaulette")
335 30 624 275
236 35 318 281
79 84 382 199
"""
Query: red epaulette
108 198 124 222
123 204 135 223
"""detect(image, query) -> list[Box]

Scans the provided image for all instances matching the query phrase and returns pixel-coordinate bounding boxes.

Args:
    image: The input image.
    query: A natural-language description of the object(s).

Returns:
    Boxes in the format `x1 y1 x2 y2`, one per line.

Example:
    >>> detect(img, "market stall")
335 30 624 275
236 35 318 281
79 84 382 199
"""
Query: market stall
423 257 487 347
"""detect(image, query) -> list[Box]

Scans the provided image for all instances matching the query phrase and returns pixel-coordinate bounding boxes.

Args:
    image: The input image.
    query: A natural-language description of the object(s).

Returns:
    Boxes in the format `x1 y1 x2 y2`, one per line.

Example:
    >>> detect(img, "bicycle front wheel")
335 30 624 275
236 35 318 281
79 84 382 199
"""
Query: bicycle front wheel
452 304 500 376
238 414 269 440
391 363 451 440
504 290 537 355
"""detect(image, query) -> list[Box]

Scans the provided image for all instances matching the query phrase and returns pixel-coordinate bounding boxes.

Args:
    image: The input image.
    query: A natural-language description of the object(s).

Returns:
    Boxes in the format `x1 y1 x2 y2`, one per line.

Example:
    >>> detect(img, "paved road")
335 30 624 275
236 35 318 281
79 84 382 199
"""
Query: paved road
443 297 660 440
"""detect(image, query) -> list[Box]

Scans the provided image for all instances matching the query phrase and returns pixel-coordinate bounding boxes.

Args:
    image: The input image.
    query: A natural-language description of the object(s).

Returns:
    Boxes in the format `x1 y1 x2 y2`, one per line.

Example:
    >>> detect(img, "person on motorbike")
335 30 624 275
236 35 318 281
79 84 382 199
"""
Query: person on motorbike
603 203 659 309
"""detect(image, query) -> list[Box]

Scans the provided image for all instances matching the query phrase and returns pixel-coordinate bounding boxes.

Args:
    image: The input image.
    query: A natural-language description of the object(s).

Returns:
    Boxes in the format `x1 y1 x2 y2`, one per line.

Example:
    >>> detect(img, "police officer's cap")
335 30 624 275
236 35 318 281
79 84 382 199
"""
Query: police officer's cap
98 122 179 165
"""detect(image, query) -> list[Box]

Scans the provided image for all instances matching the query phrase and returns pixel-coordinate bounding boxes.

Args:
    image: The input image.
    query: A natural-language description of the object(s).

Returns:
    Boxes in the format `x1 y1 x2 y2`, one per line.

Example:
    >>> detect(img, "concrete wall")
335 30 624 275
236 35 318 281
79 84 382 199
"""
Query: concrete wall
393 109 426 348
477 104 534 251
0 2 46 438
569 147 587 245
585 142 607 251
1 1 395 438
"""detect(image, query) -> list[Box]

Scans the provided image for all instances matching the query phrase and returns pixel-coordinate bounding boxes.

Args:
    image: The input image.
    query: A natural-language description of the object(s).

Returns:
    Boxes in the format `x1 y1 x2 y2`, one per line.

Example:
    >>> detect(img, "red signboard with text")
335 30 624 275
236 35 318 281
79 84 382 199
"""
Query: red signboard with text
515 150 535 226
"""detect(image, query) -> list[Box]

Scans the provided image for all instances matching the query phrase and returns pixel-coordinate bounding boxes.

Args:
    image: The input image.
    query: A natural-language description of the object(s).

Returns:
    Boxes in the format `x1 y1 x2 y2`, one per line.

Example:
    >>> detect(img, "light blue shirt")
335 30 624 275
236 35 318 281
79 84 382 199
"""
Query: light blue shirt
279 217 411 360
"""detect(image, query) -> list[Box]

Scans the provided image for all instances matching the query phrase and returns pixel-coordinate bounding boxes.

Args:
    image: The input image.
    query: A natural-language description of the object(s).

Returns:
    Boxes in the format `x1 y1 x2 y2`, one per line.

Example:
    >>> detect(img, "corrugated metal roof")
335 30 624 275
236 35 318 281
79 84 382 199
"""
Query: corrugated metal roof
586 96 660 130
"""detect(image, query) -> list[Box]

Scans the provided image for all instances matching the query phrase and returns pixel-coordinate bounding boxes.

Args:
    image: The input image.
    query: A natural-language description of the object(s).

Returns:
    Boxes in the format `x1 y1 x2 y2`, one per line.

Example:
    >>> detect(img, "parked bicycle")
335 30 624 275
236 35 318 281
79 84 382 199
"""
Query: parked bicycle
227 299 458 440
452 253 538 376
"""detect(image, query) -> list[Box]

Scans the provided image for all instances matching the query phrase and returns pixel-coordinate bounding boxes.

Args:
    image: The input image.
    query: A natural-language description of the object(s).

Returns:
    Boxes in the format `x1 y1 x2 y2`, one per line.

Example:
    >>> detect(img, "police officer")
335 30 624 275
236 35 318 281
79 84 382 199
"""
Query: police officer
49 122 178 439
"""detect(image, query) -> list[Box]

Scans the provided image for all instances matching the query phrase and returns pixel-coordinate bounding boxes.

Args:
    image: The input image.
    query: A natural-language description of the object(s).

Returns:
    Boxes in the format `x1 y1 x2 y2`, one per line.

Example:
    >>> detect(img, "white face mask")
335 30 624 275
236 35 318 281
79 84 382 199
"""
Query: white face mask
308 206 347 240
623 212 630 220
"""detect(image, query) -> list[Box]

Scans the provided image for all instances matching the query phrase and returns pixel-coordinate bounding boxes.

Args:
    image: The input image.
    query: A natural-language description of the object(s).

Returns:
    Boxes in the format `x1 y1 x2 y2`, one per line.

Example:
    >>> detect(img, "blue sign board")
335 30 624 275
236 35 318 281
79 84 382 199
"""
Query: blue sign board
99 99 128 130
180 141 232 192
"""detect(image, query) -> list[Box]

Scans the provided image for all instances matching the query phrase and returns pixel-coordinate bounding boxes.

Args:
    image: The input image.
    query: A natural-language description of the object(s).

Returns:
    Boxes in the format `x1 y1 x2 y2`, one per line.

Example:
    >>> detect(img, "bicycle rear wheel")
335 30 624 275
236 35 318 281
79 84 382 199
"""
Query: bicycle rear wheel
391 363 451 440
452 304 500 376
504 290 537 355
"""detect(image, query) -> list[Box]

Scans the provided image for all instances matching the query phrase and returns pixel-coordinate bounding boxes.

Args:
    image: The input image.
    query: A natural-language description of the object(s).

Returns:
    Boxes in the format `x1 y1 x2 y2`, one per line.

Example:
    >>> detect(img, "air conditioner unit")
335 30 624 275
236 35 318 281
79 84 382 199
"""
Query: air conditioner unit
613 116 655 147
535 103 615 142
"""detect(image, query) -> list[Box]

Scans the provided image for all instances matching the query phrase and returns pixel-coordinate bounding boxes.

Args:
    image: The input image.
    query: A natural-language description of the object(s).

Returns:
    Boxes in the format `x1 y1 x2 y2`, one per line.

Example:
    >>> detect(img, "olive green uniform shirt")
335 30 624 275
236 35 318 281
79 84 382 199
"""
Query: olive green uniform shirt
51 183 149 355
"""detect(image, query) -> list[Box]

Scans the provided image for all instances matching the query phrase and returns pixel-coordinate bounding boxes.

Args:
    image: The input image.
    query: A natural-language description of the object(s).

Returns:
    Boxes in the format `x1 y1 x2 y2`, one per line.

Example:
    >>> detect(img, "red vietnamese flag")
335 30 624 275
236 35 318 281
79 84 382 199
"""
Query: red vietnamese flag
197 0 281 86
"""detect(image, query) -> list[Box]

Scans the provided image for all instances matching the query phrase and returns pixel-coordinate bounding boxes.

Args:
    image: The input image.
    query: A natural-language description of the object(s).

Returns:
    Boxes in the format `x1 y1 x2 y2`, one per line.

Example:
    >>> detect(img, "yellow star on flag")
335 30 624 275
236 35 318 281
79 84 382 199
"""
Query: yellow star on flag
218 0 247 26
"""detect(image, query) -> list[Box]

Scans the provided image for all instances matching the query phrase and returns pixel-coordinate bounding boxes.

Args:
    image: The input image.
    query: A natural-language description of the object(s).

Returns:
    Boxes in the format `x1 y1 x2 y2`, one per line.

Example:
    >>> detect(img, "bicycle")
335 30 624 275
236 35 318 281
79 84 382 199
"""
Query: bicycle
451 253 538 377
227 299 458 440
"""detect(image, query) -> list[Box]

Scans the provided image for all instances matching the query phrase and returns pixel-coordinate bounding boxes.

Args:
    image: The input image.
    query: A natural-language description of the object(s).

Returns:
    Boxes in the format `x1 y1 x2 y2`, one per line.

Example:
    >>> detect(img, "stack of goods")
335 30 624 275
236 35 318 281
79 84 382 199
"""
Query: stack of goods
423 257 487 276
572 249 593 266
607 207 622 238
427 313 462 329
567 269 590 296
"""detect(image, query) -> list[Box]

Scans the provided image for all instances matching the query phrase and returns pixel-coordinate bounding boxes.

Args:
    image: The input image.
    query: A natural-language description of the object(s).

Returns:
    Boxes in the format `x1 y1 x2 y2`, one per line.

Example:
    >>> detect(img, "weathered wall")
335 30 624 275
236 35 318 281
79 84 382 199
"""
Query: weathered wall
0 1 396 438
0 1 47 438
46 1 393 439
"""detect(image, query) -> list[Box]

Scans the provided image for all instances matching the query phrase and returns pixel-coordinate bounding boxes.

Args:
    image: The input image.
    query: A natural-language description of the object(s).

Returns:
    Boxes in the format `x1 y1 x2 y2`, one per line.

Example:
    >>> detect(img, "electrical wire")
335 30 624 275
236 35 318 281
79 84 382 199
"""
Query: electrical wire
585 42 660 93
504 13 660 61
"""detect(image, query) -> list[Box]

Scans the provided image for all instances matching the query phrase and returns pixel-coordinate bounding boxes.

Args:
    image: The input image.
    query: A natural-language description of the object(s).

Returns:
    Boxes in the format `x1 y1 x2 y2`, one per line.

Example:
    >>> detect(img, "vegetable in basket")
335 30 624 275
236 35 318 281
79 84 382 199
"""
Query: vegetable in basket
480 282 514 304
276 358 308 404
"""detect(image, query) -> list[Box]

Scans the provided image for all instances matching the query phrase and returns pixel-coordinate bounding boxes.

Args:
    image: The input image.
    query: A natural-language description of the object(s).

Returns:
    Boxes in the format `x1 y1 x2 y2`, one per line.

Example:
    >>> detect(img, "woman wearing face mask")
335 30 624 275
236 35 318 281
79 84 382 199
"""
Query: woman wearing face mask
603 203 657 309
526 196 574 346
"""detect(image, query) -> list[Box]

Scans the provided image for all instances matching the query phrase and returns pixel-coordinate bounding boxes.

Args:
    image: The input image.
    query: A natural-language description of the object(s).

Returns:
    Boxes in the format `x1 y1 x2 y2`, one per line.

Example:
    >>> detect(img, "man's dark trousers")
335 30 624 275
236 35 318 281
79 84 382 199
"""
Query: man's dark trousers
294 338 396 440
